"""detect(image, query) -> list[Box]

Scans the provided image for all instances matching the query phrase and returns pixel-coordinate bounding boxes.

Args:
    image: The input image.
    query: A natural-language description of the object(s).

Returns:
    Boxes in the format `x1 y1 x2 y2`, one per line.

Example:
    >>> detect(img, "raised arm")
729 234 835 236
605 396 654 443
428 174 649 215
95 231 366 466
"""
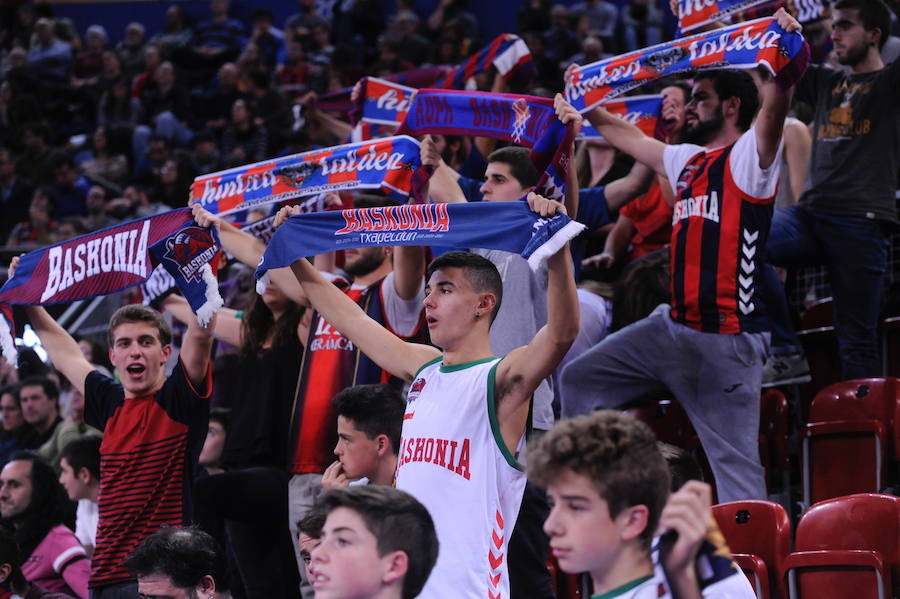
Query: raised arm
5 258 94 393
495 194 579 442
191 203 310 306
178 310 214 391
161 294 242 346
22 305 94 395
277 208 439 380
583 105 667 175
756 8 804 169
420 135 467 204
392 243 426 301
602 160 655 212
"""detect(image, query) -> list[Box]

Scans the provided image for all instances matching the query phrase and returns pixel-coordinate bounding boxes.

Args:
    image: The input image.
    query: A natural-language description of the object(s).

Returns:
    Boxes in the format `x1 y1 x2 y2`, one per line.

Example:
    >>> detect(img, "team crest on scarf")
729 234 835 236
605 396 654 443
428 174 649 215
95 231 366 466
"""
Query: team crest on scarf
511 98 531 144
162 226 219 283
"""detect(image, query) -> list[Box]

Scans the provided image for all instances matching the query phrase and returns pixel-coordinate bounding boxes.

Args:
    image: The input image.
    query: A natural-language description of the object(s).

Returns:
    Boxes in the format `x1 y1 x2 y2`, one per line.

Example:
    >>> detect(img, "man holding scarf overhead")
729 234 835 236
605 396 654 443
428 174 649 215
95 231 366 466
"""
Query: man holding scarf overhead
561 8 808 503
266 95 581 599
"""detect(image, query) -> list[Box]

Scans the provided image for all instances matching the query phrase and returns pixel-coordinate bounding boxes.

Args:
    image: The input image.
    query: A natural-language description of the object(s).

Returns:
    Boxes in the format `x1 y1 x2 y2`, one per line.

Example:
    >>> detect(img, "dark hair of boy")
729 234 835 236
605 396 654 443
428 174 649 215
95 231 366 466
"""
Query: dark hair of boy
527 410 670 548
318 486 439 599
425 251 503 323
331 384 406 453
657 441 704 493
60 436 102 480
107 304 173 348
486 146 539 189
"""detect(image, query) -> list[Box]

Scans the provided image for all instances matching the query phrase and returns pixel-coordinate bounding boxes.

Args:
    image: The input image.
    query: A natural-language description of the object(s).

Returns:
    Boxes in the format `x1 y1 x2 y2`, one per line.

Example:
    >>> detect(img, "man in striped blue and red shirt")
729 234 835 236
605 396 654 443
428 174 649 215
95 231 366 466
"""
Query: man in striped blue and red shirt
560 8 806 503
18 298 213 599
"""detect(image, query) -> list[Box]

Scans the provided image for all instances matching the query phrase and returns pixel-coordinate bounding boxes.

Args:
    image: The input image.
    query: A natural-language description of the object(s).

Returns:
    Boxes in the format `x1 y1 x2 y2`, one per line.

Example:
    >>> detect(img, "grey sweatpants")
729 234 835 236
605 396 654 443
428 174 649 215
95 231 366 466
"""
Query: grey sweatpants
560 304 768 503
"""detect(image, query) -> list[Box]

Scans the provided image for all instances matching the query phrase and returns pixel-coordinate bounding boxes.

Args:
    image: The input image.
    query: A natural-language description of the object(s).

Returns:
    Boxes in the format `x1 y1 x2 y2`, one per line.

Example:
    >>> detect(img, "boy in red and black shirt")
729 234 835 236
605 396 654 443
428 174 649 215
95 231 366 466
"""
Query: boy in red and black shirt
12 269 213 599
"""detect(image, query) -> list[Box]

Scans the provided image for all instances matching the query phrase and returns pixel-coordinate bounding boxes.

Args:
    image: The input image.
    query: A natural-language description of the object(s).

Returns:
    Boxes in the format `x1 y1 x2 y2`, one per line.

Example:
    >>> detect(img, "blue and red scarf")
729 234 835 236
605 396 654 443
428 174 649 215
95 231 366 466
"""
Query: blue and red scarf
676 0 776 34
397 89 574 202
356 77 418 126
190 136 428 215
566 16 809 112
256 201 585 289
441 34 535 91
317 65 454 117
578 95 664 140
0 209 222 364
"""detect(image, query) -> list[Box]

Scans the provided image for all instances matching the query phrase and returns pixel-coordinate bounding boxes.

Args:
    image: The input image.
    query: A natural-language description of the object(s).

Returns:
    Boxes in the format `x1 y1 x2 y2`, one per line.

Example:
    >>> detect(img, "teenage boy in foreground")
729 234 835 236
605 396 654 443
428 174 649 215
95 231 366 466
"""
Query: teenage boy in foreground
273 176 579 597
529 410 755 599
308 486 438 599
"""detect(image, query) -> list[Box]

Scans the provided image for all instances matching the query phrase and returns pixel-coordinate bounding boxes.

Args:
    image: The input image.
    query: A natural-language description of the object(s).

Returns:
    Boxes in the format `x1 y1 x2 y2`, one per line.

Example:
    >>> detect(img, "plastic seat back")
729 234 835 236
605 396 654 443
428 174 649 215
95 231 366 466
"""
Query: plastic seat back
785 494 900 599
713 500 791 599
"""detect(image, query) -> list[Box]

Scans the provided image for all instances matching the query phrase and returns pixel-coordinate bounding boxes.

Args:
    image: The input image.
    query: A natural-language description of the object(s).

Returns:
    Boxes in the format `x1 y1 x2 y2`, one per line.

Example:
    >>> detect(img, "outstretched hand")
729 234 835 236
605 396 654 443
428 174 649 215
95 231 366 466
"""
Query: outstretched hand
774 7 802 33
191 203 222 230
554 94 583 131
527 192 567 217
420 134 442 169
7 255 21 280
274 205 303 228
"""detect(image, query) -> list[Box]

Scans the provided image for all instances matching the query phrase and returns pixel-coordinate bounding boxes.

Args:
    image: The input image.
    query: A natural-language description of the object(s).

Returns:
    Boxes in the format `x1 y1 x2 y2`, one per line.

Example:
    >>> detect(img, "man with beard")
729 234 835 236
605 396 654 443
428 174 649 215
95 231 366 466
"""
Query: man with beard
0 452 88 598
760 0 900 384
560 8 805 502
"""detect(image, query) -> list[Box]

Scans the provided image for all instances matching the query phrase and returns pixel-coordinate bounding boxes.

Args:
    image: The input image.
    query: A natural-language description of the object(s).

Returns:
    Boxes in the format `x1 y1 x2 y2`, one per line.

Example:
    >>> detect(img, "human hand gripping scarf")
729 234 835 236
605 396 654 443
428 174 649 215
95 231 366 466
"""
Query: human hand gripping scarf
0 209 223 364
565 16 810 113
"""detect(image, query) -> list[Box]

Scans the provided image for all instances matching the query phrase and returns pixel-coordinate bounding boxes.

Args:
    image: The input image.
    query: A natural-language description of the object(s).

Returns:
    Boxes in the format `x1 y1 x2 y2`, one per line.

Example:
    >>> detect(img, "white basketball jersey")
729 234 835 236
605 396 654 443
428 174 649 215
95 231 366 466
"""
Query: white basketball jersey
396 356 527 599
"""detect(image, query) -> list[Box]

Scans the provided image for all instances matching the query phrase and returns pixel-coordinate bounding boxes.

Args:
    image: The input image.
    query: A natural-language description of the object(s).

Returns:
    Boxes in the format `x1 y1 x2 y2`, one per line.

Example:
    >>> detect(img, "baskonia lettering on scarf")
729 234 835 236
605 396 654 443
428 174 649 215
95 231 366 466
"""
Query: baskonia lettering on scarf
41 220 151 302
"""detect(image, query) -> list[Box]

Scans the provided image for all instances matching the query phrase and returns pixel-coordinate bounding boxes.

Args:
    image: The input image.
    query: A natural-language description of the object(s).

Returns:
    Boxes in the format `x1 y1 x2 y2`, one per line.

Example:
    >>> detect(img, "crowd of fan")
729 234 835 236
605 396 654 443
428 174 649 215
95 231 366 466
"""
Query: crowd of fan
0 0 899 599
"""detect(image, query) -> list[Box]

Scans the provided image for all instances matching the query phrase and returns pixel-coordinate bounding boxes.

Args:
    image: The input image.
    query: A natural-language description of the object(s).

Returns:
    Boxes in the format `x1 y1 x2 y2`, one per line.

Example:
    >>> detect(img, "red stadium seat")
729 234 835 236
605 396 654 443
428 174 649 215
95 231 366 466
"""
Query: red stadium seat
796 298 841 414
785 494 900 599
546 552 583 599
801 378 898 506
759 389 791 495
712 500 791 599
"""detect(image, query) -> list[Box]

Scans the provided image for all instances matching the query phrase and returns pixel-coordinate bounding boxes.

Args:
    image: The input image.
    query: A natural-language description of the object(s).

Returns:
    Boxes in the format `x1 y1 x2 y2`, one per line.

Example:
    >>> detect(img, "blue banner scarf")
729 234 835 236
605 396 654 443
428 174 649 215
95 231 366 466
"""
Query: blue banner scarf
255 201 586 289
190 136 428 215
396 89 575 202
441 34 535 91
397 89 557 148
676 0 775 34
578 95 664 140
0 209 223 364
565 16 809 112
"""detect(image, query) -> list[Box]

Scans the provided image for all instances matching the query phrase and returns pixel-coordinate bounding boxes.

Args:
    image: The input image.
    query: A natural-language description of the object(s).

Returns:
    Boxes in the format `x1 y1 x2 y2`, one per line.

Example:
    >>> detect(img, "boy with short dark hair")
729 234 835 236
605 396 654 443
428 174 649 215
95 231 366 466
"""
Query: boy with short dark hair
59 436 102 556
530 411 755 599
323 384 406 489
309 486 438 599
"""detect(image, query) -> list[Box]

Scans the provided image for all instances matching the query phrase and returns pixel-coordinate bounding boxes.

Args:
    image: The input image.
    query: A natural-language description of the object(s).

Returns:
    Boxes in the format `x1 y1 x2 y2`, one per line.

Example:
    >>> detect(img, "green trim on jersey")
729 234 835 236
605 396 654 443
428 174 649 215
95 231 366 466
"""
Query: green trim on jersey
413 355 443 379
438 356 497 373
591 575 654 599
487 358 524 471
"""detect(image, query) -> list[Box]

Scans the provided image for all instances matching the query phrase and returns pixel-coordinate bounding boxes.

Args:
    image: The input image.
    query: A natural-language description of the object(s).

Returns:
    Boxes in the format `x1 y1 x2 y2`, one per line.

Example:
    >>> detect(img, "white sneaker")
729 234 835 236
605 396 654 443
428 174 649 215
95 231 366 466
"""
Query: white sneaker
762 353 811 387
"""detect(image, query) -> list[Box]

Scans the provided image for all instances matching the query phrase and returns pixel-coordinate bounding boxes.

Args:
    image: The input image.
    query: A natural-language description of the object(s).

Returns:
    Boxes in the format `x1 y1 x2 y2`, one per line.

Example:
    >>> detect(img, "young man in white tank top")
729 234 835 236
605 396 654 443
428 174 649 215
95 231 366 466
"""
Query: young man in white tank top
276 97 581 598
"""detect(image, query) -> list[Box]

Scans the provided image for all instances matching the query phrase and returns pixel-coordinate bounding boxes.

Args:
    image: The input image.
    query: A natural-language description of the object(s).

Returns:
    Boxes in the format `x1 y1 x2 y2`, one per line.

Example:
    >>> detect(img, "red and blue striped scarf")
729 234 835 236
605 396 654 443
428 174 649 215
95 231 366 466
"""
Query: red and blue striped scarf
0 209 222 364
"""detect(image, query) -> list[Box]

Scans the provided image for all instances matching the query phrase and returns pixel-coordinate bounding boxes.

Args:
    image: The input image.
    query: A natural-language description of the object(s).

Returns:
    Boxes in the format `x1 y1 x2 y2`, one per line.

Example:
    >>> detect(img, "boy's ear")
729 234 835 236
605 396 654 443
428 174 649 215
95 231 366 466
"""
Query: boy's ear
381 550 409 587
375 434 390 456
616 505 650 543
76 466 93 486
477 292 497 317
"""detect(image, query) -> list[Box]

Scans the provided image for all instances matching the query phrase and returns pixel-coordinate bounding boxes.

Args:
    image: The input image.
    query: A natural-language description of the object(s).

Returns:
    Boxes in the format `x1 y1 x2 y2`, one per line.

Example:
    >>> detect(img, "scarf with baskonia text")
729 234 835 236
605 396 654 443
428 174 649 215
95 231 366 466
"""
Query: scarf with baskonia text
0 209 222 364
255 201 586 290
565 16 809 113
676 0 775 34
